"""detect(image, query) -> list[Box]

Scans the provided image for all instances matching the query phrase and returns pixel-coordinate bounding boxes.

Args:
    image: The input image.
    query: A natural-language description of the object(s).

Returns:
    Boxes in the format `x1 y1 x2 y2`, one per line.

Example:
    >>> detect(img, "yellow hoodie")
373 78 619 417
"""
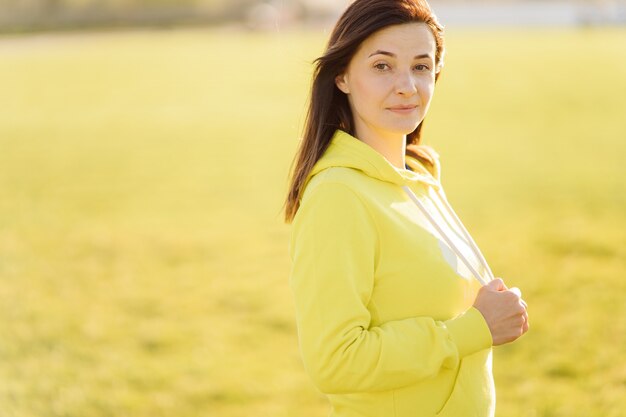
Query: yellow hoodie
288 129 496 417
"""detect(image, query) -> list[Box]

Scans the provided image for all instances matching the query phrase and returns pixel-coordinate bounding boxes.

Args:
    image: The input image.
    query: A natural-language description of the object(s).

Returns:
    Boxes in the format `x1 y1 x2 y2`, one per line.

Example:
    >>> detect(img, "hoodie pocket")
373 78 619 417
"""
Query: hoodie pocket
435 361 467 416
435 350 495 417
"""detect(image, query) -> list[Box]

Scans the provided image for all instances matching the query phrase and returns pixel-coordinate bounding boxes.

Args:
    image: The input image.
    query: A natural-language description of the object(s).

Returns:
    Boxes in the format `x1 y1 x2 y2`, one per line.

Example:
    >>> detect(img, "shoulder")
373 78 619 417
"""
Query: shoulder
289 170 380 264
308 166 367 187
294 168 377 229
301 167 370 204
291 168 378 251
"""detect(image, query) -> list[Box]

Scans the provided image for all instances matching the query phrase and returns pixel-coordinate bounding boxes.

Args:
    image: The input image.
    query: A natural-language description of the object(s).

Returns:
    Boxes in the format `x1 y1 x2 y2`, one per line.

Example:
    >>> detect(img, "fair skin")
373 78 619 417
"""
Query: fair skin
335 22 437 170
335 22 529 346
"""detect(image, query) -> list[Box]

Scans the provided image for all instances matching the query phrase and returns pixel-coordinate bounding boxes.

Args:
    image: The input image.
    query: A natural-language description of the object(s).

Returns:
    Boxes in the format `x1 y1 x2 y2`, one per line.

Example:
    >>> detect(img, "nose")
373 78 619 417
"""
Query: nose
394 70 417 96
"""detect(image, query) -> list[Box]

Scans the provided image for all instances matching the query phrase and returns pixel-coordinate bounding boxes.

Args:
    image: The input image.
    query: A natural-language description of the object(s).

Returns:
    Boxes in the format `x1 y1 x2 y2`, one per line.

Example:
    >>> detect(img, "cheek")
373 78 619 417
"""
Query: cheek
419 78 436 101
351 75 387 109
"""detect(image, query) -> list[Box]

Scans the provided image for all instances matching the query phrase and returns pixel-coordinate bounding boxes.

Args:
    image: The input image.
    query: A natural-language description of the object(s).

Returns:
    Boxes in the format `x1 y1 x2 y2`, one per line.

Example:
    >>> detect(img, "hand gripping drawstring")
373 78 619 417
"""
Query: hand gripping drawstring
401 185 495 286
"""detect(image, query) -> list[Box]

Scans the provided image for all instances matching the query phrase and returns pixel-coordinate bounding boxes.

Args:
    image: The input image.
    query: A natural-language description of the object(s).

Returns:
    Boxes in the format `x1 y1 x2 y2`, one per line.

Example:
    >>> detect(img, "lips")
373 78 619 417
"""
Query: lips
387 105 418 113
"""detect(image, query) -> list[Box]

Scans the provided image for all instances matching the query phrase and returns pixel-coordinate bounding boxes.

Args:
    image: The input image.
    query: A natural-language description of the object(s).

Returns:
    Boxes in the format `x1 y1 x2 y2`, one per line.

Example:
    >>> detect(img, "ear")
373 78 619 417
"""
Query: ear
335 73 350 94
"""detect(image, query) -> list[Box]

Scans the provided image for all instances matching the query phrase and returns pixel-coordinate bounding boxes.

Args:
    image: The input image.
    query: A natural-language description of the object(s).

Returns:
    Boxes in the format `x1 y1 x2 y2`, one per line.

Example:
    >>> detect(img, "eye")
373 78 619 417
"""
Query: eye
374 62 390 71
414 64 430 71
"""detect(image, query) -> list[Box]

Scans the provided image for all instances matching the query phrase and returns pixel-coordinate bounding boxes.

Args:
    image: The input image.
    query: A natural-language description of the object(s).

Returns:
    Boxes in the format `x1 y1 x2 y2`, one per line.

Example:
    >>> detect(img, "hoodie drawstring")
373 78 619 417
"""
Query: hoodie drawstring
401 185 495 286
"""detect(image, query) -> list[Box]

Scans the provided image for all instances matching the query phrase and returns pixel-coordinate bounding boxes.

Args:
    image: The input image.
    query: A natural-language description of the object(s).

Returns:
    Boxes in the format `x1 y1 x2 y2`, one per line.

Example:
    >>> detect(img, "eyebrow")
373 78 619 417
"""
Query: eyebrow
368 50 433 60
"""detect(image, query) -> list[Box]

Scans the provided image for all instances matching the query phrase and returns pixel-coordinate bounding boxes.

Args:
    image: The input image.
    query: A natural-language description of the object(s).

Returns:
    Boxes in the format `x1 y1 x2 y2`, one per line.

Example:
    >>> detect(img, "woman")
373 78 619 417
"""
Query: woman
283 1 529 416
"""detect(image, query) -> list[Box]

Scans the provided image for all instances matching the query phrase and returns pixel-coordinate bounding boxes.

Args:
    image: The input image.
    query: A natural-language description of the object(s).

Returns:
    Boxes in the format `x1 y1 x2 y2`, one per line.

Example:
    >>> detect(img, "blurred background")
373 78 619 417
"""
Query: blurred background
0 1 625 416
2 0 626 32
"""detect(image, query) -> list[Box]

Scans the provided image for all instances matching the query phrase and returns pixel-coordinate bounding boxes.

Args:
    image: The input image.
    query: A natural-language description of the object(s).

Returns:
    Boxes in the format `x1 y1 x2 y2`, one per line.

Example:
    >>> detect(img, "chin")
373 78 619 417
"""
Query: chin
386 123 420 136
380 117 421 134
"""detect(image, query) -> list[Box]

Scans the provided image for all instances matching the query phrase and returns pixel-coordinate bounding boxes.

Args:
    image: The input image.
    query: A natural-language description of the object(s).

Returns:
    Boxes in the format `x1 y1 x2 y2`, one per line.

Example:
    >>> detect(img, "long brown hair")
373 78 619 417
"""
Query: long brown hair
283 0 445 223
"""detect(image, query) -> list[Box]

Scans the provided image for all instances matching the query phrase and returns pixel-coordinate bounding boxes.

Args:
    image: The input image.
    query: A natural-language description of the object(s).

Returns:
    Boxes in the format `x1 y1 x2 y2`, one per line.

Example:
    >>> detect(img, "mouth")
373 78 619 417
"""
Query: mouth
387 105 418 114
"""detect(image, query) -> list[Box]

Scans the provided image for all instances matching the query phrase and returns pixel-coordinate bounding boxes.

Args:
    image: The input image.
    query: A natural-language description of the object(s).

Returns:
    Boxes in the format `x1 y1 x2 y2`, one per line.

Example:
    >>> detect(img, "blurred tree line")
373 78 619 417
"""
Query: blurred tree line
0 0 317 33
0 0 622 33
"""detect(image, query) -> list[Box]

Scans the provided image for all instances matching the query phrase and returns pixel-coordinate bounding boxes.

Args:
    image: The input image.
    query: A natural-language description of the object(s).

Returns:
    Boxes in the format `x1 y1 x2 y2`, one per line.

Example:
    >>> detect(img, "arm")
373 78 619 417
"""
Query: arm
288 181 492 394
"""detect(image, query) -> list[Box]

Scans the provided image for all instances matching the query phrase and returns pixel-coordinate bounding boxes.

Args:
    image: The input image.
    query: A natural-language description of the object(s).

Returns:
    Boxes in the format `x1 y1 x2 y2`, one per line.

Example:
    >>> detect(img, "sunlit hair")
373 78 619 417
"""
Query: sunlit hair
283 0 445 223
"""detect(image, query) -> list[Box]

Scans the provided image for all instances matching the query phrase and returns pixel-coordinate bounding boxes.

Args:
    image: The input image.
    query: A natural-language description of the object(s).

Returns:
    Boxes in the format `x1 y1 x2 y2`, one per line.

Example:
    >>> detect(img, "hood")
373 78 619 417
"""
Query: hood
300 129 493 287
304 129 442 192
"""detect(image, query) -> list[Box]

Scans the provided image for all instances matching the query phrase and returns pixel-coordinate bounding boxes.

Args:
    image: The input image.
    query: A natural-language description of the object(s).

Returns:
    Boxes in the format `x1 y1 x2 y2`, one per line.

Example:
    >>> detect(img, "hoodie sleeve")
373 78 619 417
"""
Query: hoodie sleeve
288 180 493 394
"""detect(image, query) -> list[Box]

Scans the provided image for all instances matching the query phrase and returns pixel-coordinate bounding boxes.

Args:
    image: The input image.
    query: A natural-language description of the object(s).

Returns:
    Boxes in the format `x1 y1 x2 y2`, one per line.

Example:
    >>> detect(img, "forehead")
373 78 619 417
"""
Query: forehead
357 22 436 57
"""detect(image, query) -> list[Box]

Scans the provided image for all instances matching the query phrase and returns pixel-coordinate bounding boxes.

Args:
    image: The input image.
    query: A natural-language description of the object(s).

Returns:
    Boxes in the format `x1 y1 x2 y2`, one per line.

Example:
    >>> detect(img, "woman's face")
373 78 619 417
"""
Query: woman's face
335 22 437 141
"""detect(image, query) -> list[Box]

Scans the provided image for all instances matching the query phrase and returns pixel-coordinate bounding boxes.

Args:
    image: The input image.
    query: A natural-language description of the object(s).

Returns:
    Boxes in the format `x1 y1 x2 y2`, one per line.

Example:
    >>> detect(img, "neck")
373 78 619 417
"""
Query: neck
355 127 407 170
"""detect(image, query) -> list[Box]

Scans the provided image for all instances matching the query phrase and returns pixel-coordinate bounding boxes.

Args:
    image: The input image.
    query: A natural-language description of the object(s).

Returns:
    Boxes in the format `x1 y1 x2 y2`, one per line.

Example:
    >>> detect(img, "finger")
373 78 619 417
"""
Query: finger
521 309 529 322
509 287 522 298
496 277 509 290
489 278 507 291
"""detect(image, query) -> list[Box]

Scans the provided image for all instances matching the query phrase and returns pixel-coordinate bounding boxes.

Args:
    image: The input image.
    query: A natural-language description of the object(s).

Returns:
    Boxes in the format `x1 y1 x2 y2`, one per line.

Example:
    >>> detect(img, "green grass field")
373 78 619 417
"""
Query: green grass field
0 25 625 417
